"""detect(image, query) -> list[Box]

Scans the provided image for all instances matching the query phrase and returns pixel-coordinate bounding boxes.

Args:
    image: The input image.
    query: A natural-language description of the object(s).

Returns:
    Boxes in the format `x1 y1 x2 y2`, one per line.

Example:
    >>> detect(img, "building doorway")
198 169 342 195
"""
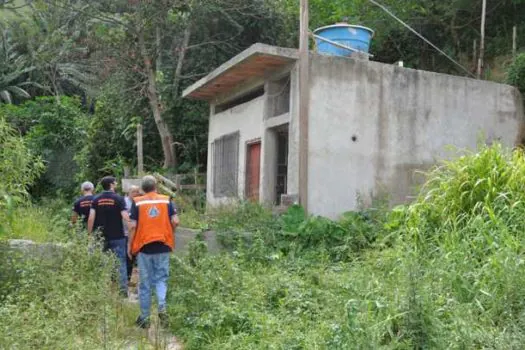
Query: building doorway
275 126 288 204
246 141 261 201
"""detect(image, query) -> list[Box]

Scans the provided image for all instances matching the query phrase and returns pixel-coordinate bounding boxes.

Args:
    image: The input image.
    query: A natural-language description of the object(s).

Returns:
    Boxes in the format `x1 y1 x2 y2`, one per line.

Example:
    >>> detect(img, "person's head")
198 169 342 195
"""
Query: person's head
80 181 94 195
101 176 117 192
128 185 141 198
141 175 157 193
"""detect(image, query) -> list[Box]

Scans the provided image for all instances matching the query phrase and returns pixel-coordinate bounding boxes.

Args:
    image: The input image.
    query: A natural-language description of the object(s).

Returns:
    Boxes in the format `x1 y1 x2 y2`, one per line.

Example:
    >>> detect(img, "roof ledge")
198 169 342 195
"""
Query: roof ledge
183 43 298 101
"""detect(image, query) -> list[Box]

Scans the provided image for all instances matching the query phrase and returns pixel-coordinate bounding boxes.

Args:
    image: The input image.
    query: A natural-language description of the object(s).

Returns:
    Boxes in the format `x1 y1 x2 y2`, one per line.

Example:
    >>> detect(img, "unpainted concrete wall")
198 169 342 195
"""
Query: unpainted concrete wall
207 95 265 205
308 54 525 219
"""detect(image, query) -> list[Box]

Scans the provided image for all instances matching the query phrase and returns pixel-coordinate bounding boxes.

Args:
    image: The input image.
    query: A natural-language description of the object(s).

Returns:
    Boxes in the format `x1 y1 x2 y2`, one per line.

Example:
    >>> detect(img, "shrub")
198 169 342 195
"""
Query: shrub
169 143 525 349
507 53 525 94
0 117 44 200
0 236 129 349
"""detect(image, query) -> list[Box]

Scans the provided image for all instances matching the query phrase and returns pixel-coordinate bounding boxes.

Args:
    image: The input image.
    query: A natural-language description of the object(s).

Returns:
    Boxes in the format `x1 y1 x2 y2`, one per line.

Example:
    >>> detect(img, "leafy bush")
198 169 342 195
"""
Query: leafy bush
507 53 525 94
0 117 44 228
0 96 89 197
169 144 525 348
210 201 389 261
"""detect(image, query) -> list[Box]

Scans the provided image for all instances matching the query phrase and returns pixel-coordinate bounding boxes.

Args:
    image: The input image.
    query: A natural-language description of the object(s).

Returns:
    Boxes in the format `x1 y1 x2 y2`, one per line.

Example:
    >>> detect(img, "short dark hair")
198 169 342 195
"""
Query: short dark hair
101 176 116 191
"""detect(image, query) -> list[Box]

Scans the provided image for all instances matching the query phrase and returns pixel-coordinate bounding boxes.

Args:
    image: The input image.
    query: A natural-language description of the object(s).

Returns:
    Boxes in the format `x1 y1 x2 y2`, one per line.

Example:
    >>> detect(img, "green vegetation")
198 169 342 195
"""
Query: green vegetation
0 205 180 349
0 96 90 197
507 53 525 94
168 144 525 349
2 0 524 178
0 117 43 204
1 0 525 349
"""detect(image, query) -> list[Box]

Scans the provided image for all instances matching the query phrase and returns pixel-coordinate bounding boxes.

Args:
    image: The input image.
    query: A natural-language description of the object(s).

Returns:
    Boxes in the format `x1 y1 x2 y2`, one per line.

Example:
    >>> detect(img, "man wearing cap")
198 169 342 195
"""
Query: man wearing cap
72 181 95 227
128 175 179 328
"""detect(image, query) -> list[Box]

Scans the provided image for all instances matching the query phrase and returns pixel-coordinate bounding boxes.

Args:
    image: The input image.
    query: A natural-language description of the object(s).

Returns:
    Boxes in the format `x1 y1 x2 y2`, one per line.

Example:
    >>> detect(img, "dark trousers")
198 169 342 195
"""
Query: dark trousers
125 237 135 282
103 238 128 296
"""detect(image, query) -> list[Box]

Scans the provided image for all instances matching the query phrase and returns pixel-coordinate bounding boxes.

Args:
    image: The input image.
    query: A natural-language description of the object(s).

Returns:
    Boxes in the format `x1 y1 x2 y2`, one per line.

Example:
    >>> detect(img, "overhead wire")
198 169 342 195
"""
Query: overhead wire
367 0 476 78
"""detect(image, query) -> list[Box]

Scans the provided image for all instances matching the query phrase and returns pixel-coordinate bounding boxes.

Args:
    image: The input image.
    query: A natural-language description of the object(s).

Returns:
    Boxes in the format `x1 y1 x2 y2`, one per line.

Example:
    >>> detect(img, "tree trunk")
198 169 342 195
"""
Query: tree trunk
138 31 177 169
172 26 191 98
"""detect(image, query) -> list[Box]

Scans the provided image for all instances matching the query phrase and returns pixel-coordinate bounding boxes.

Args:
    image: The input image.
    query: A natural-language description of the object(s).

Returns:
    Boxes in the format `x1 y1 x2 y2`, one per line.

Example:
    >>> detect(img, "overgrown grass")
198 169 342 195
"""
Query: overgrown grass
0 204 176 349
167 144 525 349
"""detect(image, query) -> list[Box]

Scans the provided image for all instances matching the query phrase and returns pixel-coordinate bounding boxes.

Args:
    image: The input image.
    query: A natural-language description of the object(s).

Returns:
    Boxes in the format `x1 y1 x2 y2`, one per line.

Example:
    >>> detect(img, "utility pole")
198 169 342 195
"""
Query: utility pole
137 124 144 176
513 25 517 57
477 0 486 79
299 0 310 211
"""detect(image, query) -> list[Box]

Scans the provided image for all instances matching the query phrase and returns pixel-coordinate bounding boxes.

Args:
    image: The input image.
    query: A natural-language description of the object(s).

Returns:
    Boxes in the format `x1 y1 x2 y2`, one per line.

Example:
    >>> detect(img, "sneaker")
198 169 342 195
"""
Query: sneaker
135 316 150 329
158 311 169 328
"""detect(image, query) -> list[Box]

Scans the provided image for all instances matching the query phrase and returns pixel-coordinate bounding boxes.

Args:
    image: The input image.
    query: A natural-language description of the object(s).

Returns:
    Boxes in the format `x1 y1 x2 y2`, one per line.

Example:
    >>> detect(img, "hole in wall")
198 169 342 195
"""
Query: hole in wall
351 135 358 142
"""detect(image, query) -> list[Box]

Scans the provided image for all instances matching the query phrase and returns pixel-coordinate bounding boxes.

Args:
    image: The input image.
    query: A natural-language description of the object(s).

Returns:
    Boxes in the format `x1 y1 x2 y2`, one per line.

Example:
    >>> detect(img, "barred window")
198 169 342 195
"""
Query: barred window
212 131 239 197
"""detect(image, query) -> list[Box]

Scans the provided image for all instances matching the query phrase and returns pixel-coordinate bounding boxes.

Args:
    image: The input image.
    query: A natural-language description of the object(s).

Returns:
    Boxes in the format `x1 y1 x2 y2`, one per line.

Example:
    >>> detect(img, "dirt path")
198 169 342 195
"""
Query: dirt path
127 268 183 350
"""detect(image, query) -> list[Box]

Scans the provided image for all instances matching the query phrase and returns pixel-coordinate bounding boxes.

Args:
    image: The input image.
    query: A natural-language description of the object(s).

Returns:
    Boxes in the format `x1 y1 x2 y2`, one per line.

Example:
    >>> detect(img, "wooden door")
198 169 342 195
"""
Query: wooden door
246 142 261 201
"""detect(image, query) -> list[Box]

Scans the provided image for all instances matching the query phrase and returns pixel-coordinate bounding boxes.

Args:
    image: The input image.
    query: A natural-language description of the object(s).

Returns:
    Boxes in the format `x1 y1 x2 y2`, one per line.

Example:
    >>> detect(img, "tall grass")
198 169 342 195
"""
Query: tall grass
168 144 525 349
0 204 174 349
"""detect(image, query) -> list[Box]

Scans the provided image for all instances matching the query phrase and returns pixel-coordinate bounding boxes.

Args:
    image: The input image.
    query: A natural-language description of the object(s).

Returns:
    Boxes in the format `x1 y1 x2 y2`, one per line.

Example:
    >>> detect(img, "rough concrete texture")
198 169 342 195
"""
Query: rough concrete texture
207 95 265 205
308 54 525 218
183 43 298 100
7 239 69 257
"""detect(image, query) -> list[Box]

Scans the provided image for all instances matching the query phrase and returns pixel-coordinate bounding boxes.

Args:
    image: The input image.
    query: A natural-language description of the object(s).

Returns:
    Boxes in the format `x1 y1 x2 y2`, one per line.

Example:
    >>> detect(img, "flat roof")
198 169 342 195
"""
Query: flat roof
183 43 298 101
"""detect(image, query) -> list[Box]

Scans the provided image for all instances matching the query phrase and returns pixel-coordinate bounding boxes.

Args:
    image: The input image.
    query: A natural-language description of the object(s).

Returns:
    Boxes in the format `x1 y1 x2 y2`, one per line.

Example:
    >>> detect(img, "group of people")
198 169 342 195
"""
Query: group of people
71 175 179 329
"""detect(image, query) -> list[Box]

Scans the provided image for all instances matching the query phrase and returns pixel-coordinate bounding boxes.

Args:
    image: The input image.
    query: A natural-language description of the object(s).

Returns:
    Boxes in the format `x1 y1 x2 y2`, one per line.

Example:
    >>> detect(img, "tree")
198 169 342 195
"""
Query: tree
47 0 286 171
0 28 34 104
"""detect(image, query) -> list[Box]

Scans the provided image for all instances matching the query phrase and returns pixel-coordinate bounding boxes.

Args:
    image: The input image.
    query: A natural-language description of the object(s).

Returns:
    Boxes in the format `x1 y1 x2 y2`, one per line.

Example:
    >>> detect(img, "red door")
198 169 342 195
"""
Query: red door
246 142 261 201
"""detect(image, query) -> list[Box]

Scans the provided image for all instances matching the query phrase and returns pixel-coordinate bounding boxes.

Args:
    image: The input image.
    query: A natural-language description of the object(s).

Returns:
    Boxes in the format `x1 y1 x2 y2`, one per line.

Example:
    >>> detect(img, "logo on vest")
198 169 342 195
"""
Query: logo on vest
148 206 160 218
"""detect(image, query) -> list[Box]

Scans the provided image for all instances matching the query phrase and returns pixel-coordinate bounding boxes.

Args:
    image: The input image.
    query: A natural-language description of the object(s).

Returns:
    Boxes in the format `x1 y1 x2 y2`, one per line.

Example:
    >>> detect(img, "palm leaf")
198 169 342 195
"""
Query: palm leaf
0 90 12 104
6 85 30 99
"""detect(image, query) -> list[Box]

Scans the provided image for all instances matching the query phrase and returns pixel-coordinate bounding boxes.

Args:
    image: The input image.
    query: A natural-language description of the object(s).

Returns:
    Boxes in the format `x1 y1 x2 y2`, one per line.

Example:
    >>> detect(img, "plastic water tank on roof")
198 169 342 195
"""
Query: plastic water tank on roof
314 24 374 57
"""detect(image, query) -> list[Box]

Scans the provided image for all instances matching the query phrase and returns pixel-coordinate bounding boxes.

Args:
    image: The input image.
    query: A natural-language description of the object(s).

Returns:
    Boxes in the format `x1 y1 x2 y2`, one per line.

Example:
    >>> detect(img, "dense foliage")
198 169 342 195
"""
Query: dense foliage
0 96 89 196
0 117 43 201
507 53 525 94
2 0 524 182
0 234 154 348
168 144 525 349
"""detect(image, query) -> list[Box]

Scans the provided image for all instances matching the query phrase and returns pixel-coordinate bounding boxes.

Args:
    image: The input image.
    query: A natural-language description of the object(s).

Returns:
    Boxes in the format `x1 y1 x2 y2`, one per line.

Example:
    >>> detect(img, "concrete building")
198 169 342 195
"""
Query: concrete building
183 43 525 219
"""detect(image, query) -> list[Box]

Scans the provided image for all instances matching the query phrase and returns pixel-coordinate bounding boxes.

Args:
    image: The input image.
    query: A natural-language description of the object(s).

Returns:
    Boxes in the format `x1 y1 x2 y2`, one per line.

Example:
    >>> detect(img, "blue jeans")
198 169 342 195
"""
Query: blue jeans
137 252 170 319
105 238 129 296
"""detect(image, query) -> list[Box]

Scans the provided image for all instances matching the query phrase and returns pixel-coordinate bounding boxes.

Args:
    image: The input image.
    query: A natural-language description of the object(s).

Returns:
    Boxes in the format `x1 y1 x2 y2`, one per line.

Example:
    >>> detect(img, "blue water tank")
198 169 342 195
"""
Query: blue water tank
314 24 374 57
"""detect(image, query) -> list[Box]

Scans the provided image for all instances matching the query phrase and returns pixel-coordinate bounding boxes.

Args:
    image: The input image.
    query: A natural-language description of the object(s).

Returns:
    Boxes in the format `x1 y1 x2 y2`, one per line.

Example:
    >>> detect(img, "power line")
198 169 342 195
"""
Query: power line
368 0 476 78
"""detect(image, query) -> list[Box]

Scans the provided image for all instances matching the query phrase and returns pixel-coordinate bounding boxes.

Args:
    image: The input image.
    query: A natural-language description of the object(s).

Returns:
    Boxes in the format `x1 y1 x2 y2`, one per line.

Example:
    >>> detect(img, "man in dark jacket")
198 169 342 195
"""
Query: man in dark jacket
71 181 95 227
87 176 129 297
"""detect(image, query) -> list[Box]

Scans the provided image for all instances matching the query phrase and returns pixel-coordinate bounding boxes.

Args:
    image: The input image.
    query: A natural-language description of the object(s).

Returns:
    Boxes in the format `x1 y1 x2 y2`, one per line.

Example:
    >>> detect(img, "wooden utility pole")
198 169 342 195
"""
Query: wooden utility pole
513 26 517 57
137 124 144 176
299 0 310 211
477 0 486 79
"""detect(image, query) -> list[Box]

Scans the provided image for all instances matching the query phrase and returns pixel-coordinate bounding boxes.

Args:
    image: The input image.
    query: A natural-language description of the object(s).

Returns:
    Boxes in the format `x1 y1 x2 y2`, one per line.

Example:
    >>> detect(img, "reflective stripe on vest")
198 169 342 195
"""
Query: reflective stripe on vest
136 199 170 206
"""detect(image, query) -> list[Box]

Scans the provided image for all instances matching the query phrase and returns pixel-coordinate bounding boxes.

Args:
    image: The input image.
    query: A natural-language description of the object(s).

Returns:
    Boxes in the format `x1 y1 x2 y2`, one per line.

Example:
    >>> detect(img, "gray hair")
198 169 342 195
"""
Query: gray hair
128 185 140 195
81 181 94 192
141 175 157 193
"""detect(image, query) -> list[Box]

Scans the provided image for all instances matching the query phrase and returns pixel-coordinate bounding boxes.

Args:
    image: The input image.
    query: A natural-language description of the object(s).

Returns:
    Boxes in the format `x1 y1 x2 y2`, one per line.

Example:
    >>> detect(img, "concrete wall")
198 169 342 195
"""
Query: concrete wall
308 54 524 219
206 65 297 207
207 94 265 205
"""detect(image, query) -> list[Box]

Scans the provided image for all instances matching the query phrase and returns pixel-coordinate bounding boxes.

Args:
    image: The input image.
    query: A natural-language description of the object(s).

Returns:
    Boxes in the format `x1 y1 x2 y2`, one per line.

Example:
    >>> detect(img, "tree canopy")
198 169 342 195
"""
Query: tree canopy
0 0 524 193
